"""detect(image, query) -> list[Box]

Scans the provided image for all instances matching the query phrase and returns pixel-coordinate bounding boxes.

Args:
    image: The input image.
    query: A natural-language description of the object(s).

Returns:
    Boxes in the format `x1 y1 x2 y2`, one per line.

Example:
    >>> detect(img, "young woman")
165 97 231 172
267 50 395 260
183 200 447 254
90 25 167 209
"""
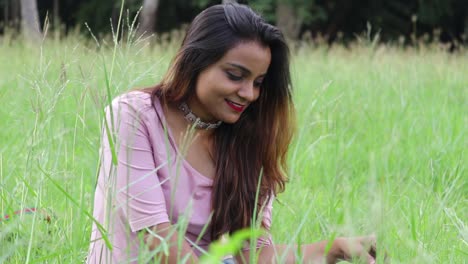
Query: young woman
87 3 377 264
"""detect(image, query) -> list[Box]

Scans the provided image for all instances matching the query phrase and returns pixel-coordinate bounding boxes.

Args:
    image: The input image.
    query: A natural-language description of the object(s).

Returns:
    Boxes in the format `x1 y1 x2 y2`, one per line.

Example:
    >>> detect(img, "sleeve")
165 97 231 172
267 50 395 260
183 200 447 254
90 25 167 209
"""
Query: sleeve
242 194 274 251
100 96 170 233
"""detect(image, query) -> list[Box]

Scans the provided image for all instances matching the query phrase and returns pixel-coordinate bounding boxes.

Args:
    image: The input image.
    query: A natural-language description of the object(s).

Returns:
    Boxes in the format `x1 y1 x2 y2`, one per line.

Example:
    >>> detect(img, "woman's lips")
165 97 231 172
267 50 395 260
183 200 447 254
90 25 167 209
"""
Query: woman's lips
225 99 245 112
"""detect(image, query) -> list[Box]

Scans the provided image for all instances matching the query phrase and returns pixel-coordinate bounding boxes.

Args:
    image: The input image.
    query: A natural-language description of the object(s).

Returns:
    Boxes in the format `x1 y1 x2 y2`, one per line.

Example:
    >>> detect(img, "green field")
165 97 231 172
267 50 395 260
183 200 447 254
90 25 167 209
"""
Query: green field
0 34 466 263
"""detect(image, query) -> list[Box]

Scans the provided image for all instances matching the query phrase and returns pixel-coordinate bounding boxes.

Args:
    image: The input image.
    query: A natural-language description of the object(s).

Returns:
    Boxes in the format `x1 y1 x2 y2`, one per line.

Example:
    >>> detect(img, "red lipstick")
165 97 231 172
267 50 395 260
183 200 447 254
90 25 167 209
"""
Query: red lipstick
225 99 245 112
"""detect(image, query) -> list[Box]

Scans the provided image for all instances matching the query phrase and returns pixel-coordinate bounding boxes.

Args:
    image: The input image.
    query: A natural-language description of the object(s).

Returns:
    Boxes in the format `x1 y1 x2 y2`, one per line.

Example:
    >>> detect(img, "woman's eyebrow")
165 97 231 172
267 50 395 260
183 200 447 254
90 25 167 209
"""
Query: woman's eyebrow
226 63 267 77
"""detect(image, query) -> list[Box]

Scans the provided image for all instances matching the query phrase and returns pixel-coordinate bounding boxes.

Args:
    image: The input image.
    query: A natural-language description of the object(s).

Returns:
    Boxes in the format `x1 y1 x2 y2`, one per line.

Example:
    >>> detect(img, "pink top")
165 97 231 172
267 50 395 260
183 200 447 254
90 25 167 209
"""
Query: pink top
87 91 273 263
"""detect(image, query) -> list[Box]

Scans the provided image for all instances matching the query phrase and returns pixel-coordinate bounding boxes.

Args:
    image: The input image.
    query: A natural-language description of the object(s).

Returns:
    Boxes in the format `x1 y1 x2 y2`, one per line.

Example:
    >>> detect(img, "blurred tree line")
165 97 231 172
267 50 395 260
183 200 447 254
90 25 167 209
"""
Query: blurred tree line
0 0 466 45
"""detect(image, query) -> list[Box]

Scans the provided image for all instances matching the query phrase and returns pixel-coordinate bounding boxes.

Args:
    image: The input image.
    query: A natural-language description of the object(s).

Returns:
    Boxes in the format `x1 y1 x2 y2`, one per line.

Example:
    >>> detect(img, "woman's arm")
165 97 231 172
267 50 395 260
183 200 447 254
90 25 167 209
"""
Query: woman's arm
237 236 376 264
142 222 199 263
100 93 199 263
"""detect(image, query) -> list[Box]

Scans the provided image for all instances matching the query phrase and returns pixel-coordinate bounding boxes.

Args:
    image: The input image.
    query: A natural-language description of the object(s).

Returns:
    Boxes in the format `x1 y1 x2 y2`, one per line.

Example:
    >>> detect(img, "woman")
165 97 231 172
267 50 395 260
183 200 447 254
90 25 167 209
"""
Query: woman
87 3 377 264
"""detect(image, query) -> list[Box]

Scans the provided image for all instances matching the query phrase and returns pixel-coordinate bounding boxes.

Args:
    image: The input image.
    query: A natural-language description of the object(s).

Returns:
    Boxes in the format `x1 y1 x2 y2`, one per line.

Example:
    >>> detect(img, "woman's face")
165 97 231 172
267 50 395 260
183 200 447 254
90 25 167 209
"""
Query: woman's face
188 41 271 124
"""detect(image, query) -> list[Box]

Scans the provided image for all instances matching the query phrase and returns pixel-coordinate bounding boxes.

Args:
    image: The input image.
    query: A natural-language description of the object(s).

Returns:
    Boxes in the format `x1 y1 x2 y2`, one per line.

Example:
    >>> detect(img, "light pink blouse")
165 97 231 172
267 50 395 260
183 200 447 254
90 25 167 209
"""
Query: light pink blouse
86 91 273 263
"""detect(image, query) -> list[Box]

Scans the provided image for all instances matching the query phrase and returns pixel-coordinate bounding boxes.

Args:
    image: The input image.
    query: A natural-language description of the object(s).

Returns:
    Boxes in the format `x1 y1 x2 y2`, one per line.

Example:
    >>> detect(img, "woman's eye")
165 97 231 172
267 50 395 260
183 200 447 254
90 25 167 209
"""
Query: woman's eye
254 79 264 88
226 72 242 81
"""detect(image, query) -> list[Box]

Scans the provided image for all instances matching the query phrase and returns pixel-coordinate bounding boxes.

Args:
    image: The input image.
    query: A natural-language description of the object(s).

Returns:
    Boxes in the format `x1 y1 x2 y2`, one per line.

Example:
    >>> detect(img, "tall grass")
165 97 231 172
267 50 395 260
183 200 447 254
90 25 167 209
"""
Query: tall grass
0 29 466 263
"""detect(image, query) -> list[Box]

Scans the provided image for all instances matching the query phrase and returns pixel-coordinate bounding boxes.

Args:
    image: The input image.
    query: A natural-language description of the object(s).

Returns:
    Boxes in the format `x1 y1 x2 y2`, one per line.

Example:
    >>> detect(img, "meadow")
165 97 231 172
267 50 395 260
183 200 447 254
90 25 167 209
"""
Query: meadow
0 31 466 263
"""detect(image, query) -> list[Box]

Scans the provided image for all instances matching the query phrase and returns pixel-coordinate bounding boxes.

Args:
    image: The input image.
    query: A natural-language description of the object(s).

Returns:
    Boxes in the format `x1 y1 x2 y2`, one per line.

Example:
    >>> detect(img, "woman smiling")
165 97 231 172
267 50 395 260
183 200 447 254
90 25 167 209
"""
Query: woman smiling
87 3 377 264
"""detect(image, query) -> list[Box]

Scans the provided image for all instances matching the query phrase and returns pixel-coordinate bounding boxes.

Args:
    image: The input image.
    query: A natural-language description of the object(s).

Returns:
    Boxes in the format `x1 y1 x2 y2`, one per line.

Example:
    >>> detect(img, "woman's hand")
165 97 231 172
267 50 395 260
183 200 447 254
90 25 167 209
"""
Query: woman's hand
327 235 377 264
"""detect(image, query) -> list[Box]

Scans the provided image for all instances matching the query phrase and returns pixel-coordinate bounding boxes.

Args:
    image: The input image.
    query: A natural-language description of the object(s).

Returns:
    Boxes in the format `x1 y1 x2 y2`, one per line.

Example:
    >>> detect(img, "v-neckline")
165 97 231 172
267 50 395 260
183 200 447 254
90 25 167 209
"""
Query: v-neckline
152 96 214 184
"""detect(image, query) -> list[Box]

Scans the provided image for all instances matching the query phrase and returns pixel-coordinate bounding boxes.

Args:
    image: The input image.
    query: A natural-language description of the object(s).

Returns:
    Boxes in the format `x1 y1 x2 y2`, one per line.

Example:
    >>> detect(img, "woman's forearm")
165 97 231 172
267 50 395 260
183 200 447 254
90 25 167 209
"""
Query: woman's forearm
237 241 329 264
237 236 377 264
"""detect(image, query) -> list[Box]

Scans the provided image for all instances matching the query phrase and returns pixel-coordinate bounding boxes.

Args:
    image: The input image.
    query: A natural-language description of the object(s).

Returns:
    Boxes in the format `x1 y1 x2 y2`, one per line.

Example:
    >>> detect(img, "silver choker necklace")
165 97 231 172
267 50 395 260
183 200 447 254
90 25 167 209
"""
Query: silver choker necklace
178 102 222 130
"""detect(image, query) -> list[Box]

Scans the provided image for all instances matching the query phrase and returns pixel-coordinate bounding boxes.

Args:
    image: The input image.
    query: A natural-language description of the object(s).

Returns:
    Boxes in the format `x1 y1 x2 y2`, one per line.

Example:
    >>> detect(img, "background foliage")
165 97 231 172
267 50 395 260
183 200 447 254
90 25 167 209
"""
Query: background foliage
0 35 465 262
0 0 467 44
0 0 466 263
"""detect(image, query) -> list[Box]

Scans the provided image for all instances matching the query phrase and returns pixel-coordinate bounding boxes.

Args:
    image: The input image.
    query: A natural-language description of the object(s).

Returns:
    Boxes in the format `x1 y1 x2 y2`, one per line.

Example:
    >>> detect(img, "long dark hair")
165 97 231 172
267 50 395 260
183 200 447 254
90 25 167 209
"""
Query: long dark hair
146 3 294 240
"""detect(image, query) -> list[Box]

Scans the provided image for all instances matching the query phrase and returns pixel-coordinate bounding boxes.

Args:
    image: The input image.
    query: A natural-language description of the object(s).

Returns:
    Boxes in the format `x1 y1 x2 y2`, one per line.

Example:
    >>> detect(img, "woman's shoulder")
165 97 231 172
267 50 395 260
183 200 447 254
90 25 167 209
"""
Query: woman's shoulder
103 90 165 130
111 90 153 109
108 90 161 117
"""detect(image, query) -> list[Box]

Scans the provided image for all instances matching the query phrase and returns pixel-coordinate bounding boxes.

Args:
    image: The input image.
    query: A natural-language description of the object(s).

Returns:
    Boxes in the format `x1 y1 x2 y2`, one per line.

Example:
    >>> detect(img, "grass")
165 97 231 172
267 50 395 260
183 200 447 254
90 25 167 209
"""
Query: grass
0 31 466 263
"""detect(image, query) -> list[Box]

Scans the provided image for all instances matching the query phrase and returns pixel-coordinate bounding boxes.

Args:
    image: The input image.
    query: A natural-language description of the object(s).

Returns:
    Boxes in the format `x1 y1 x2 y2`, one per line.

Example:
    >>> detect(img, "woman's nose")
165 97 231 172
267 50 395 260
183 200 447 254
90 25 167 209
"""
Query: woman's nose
237 81 259 102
